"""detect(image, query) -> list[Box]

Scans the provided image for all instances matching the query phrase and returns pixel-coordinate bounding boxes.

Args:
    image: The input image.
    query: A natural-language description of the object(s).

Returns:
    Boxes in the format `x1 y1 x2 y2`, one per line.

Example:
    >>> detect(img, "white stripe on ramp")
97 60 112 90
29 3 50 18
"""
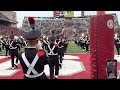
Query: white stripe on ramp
0 70 20 76
63 55 80 60
114 55 120 62
0 56 7 59
0 59 20 76
44 60 86 76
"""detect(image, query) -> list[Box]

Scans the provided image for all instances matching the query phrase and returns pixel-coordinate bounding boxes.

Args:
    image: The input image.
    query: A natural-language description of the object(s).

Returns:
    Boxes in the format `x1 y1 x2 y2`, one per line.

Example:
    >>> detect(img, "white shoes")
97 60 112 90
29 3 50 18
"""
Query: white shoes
6 56 10 58
54 75 58 79
15 63 18 65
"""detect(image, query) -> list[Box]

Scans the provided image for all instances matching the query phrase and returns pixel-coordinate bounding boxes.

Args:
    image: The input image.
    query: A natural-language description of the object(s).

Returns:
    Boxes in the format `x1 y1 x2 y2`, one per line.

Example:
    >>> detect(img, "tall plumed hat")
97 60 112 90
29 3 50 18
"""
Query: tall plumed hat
23 17 41 40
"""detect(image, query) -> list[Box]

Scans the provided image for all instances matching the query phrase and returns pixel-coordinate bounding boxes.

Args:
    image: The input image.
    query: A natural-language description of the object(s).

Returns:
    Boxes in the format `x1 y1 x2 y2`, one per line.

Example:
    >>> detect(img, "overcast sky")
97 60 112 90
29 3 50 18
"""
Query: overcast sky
15 11 120 28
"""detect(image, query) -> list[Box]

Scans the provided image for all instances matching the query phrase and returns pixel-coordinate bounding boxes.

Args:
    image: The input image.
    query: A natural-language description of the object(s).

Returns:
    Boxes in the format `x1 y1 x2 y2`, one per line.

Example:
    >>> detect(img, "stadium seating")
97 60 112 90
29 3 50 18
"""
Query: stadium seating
115 26 120 35
0 24 25 36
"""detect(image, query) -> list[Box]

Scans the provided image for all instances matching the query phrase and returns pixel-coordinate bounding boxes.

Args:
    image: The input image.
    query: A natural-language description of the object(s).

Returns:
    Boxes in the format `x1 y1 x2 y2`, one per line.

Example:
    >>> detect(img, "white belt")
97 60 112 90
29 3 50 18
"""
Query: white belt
9 47 17 49
17 44 20 45
59 46 64 48
25 72 44 78
48 53 58 55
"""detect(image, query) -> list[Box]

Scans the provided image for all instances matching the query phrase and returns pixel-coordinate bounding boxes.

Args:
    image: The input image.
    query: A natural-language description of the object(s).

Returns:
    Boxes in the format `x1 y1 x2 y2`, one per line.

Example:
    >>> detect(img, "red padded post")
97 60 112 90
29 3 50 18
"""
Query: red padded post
97 11 105 15
90 15 114 79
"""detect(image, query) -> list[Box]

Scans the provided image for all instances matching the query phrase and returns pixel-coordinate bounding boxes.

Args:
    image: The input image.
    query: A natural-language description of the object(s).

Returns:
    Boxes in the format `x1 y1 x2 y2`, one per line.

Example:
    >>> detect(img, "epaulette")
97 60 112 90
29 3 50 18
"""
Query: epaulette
37 49 45 57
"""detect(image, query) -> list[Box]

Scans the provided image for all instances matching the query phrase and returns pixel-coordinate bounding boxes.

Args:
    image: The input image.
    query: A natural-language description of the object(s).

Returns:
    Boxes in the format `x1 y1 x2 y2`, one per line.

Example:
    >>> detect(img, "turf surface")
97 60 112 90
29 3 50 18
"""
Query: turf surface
0 41 118 54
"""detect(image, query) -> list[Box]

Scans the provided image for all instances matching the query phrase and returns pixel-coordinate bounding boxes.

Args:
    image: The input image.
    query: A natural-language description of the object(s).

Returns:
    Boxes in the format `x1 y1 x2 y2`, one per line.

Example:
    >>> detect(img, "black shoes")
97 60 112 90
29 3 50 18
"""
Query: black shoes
14 64 18 68
54 77 58 79
59 64 62 69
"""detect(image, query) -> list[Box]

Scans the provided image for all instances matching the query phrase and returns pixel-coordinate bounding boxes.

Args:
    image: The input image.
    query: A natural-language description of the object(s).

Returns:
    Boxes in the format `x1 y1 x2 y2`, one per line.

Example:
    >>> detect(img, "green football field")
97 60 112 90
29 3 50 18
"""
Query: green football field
66 41 118 54
67 41 118 54
66 41 87 53
0 41 118 54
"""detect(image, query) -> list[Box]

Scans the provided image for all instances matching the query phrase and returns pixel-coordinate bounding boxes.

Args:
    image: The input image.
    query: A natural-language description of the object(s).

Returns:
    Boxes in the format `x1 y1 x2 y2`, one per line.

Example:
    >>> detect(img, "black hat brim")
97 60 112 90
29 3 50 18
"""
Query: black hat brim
23 30 41 40
49 36 56 41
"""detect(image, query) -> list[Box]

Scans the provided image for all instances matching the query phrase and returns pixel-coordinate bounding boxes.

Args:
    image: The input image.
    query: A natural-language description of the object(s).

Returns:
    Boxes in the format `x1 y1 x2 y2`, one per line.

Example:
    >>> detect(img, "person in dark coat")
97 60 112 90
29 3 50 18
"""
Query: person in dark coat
9 34 19 69
85 37 90 53
18 17 49 79
55 36 63 69
5 37 10 57
47 36 60 79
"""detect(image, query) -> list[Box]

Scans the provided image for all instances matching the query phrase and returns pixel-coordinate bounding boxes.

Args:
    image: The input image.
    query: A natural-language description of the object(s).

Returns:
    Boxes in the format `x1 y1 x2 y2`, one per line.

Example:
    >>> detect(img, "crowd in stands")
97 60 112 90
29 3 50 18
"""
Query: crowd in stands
115 26 120 35
0 24 26 36
22 18 90 40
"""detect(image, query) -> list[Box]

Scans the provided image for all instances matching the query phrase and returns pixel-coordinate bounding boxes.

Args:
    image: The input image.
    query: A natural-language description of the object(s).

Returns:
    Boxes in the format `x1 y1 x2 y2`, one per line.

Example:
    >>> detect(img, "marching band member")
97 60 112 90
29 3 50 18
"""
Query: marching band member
115 35 120 55
18 17 49 79
5 36 10 57
47 36 60 79
9 33 18 69
85 37 90 53
55 36 63 69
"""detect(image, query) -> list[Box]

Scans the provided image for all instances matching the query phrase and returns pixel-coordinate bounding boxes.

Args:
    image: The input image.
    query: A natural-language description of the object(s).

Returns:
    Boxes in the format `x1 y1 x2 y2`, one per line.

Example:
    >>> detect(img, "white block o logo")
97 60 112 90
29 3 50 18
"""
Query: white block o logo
44 55 86 76
107 20 114 29
0 55 86 77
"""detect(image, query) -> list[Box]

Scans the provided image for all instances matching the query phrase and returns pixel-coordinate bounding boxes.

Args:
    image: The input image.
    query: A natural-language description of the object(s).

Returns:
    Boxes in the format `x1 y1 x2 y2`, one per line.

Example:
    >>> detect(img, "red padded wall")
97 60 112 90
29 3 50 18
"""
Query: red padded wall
90 15 114 79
